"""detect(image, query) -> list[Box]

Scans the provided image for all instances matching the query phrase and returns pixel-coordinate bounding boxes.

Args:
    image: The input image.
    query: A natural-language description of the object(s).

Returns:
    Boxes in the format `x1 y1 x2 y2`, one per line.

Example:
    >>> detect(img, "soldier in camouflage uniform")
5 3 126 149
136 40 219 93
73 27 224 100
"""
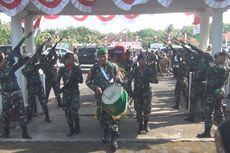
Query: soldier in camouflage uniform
57 53 83 136
22 57 51 123
0 53 31 139
123 50 133 76
86 48 120 152
127 53 158 134
172 57 188 109
40 52 62 107
197 52 229 138
185 51 213 122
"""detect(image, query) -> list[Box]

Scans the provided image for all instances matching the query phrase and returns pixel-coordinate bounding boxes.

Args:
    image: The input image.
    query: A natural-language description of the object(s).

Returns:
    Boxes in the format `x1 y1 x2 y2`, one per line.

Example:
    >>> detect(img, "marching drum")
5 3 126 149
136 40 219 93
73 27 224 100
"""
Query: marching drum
102 84 128 118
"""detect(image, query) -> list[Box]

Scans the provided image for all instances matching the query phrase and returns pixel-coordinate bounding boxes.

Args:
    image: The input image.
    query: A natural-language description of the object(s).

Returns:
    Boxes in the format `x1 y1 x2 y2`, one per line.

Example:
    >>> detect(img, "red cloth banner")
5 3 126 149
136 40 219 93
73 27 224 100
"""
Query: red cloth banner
71 15 88 21
112 0 149 11
31 0 69 15
0 0 29 16
203 0 230 8
44 15 60 19
97 15 116 22
157 0 173 8
71 0 96 12
124 14 139 19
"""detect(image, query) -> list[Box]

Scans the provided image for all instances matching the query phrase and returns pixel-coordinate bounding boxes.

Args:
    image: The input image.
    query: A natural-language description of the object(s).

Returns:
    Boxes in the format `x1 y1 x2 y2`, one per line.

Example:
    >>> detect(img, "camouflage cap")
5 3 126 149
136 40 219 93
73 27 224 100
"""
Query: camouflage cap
97 48 108 56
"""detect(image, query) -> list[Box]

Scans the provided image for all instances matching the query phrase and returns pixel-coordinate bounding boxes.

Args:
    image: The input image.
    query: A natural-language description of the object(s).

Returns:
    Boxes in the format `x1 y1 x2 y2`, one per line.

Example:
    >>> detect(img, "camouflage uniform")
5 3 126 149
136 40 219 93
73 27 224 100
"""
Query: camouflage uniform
173 60 188 109
0 59 31 138
40 54 62 107
204 64 229 133
57 64 83 135
22 61 50 122
188 53 211 121
86 61 120 142
128 59 158 133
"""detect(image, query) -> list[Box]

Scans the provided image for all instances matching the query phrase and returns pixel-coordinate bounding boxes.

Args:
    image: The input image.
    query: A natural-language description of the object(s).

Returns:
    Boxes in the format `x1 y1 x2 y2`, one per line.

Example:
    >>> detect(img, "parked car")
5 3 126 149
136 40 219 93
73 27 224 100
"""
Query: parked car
0 45 12 55
44 47 79 68
77 47 99 64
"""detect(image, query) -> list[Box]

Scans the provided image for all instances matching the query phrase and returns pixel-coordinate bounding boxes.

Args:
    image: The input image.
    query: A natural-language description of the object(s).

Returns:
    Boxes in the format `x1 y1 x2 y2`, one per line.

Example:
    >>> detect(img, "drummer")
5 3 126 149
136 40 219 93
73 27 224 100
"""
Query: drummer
86 48 121 152
127 53 158 134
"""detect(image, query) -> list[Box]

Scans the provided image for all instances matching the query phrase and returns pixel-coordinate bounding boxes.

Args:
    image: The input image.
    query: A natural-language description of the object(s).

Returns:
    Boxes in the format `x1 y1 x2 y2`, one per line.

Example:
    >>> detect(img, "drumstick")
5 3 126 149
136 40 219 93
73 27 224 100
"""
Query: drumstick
102 93 111 100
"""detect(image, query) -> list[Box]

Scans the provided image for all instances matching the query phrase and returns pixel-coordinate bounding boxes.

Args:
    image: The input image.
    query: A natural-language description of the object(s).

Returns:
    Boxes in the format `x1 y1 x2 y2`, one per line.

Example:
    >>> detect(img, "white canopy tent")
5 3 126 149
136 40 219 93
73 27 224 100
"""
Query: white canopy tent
0 0 229 105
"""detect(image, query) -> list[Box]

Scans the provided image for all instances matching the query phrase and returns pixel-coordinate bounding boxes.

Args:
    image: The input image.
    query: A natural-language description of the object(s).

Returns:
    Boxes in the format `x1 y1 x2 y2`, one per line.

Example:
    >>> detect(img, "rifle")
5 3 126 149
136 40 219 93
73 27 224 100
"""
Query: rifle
175 37 203 54
26 38 51 65
46 37 64 60
160 37 182 56
3 31 33 66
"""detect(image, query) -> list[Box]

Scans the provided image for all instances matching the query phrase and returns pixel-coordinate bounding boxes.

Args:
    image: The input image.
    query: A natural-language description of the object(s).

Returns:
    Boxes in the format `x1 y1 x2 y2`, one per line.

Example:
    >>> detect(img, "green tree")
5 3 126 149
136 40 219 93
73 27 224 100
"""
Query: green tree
0 21 11 45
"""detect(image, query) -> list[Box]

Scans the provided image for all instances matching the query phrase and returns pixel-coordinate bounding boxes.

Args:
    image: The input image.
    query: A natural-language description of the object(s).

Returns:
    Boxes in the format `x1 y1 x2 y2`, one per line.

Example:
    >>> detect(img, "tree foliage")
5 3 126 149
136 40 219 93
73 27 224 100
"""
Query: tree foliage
0 21 11 45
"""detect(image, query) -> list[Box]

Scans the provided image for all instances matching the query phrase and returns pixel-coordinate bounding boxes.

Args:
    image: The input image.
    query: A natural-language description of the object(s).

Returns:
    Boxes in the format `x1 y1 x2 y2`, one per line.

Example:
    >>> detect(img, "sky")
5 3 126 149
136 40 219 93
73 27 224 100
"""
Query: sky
0 10 229 33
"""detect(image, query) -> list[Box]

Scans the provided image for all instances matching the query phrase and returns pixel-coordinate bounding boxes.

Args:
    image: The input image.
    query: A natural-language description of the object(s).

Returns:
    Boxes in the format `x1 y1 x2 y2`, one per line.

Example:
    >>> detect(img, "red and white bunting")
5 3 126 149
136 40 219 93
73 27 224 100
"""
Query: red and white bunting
97 15 116 22
203 0 230 8
31 0 69 15
123 14 139 23
112 0 149 11
71 15 88 21
157 0 173 8
0 0 29 16
44 15 60 19
71 0 96 12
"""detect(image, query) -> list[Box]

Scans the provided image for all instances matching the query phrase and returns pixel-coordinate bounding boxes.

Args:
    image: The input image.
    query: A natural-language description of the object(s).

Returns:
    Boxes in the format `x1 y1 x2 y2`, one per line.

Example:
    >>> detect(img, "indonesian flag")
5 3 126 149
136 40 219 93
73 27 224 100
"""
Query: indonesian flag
192 15 201 42
33 17 42 30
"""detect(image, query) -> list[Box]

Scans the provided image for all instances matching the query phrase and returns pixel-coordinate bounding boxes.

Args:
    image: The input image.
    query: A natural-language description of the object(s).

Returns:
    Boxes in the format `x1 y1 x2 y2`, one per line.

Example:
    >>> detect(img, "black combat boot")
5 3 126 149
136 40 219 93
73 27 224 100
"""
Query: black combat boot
57 97 63 108
3 128 10 138
102 128 110 143
110 131 118 152
172 102 179 109
26 111 32 123
67 122 75 137
44 109 52 123
74 116 80 134
21 125 32 139
144 120 150 133
197 128 211 138
138 122 143 134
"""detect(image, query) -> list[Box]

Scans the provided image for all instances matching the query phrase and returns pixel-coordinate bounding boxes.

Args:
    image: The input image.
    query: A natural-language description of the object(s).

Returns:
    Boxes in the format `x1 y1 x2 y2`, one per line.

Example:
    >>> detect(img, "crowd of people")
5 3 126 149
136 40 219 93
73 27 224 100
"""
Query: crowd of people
0 36 229 152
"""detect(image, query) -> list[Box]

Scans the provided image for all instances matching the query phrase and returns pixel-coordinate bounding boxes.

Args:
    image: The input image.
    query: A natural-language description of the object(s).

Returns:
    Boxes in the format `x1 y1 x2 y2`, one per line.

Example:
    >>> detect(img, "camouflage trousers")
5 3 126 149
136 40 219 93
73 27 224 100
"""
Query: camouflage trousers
62 91 80 126
175 79 188 107
95 94 119 135
204 92 225 131
189 85 206 116
134 90 152 124
1 90 27 131
45 78 62 104
26 85 49 120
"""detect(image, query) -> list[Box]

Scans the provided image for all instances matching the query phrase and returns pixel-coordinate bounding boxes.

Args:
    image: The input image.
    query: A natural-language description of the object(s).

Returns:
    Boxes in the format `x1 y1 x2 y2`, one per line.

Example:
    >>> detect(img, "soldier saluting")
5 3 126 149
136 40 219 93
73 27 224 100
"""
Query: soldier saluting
127 53 158 134
86 48 121 152
197 52 229 138
57 53 83 136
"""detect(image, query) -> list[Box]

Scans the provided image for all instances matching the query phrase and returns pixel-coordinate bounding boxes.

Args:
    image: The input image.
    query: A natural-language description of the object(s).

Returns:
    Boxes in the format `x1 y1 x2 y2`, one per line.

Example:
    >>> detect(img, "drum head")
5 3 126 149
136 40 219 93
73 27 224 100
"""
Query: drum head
102 85 122 105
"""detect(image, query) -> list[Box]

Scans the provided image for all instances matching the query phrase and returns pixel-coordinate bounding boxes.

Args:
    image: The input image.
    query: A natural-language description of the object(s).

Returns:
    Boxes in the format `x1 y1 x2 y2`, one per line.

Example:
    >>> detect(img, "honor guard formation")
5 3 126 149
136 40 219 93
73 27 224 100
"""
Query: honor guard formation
0 32 230 152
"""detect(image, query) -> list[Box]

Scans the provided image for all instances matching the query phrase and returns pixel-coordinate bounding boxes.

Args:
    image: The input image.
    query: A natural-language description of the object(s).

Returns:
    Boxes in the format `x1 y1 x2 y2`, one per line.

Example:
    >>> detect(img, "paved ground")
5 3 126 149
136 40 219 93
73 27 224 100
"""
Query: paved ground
0 75 222 153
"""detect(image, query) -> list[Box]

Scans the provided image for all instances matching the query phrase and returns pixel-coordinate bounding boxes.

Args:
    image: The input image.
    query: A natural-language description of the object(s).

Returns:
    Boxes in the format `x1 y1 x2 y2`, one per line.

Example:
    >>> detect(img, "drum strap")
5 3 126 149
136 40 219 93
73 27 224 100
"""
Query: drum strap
100 66 110 81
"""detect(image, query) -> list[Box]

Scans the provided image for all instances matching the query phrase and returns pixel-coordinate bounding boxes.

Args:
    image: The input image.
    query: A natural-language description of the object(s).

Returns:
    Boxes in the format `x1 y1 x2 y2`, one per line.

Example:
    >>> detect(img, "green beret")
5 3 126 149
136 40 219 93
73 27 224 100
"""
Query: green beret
97 48 108 55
